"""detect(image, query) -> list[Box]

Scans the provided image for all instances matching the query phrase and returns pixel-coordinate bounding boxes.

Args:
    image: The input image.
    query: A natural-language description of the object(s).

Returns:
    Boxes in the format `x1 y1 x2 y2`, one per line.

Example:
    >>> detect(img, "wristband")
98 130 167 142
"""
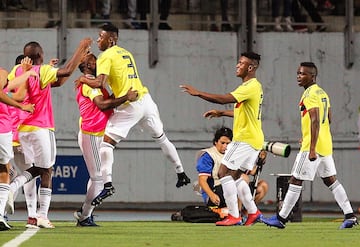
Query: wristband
7 92 13 98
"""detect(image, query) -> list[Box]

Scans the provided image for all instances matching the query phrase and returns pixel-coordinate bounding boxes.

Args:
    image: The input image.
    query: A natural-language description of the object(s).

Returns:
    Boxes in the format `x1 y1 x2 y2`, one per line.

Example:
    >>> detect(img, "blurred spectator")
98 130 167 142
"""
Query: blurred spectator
124 0 142 29
272 0 293 31
101 0 111 20
44 0 58 28
208 0 232 32
4 0 27 10
89 0 101 22
159 0 172 29
138 0 172 30
88 0 111 25
292 0 326 32
220 0 232 31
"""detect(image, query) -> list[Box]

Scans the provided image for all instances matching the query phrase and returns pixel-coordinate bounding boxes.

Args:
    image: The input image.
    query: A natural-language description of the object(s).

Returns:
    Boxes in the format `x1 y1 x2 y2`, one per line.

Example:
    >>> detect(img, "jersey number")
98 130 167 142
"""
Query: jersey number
257 93 263 120
321 97 328 124
122 55 138 79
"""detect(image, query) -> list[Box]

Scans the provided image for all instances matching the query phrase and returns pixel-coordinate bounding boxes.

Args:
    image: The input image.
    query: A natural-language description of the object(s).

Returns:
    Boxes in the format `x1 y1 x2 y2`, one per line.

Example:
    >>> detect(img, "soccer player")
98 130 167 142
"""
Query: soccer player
6 38 92 228
0 67 34 231
262 62 358 229
180 51 265 226
74 53 138 226
6 55 39 229
78 23 191 207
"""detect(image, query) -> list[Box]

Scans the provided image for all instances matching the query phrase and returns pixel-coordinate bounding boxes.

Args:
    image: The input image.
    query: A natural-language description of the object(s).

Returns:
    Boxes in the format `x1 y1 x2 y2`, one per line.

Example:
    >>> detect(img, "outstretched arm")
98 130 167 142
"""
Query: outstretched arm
180 84 236 104
203 109 234 119
53 38 92 87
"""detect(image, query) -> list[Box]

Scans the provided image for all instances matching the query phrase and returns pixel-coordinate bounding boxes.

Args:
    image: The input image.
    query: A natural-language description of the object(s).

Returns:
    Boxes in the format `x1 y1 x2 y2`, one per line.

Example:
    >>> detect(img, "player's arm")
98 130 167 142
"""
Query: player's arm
198 175 220 206
93 87 138 111
180 84 236 104
203 109 234 119
78 74 107 89
11 82 28 102
0 72 33 113
7 70 37 92
308 107 320 161
53 38 92 87
0 90 34 113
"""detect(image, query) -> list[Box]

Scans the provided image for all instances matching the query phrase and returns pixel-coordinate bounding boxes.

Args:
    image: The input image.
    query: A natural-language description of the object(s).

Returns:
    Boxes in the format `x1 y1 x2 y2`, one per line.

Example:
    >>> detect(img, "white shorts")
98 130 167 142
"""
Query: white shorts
19 129 56 169
0 132 14 164
291 151 337 181
221 142 260 172
105 93 164 142
78 131 102 178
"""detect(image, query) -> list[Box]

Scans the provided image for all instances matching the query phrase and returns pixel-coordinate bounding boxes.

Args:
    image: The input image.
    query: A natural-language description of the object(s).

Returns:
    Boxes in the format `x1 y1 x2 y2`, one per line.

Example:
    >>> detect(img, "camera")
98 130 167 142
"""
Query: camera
263 141 291 158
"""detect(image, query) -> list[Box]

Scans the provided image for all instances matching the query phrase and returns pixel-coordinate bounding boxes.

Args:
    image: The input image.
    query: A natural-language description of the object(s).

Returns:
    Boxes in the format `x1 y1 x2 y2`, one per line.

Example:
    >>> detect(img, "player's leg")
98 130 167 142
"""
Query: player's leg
319 155 358 229
216 164 242 226
12 145 38 227
140 94 190 187
263 151 318 228
93 105 138 206
31 129 56 229
8 132 36 215
0 132 13 230
77 132 101 226
232 145 262 226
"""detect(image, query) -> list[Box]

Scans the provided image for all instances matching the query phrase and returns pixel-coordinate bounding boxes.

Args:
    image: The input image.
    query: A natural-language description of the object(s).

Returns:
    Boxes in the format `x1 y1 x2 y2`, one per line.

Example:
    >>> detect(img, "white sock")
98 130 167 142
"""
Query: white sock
81 178 102 219
154 134 184 173
236 178 257 214
24 178 38 218
10 170 33 194
329 180 353 215
8 165 17 181
0 184 10 216
220 176 239 218
100 142 114 184
38 187 51 219
279 184 302 219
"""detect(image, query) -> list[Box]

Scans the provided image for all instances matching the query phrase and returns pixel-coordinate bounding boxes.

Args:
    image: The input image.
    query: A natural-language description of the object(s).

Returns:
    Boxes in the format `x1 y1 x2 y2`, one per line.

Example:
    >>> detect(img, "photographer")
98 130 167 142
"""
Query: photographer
195 127 268 220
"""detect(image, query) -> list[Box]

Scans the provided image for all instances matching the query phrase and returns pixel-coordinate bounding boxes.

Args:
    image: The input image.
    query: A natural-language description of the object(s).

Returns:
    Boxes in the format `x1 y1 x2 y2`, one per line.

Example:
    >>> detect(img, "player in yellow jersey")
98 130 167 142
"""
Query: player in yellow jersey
180 52 265 226
262 62 358 229
78 23 190 207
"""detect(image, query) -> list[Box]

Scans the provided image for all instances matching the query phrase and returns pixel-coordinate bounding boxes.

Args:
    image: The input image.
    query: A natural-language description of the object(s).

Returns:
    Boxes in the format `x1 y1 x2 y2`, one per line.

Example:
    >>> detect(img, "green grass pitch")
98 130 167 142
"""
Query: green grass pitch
0 217 359 247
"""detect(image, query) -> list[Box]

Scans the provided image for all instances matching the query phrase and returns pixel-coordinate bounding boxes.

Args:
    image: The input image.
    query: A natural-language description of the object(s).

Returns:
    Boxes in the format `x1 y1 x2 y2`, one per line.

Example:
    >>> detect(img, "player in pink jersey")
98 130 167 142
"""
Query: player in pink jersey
6 38 92 229
6 55 41 229
0 67 34 231
74 53 138 227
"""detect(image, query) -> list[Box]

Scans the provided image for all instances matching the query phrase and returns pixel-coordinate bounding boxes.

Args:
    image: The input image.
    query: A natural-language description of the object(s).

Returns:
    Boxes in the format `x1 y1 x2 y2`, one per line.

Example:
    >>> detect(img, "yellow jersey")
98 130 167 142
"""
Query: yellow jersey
230 78 264 150
96 45 148 100
299 84 332 156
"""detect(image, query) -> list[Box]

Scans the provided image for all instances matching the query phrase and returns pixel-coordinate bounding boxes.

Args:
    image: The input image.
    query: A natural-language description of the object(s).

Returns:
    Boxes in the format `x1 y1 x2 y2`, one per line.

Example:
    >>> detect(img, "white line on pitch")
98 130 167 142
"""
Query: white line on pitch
2 228 40 247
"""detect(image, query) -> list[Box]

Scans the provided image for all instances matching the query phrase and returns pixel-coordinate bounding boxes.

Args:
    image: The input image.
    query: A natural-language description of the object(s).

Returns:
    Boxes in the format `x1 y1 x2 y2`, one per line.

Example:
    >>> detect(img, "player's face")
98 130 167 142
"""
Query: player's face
297 66 315 88
236 56 252 78
85 55 96 74
215 136 232 154
97 30 111 51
